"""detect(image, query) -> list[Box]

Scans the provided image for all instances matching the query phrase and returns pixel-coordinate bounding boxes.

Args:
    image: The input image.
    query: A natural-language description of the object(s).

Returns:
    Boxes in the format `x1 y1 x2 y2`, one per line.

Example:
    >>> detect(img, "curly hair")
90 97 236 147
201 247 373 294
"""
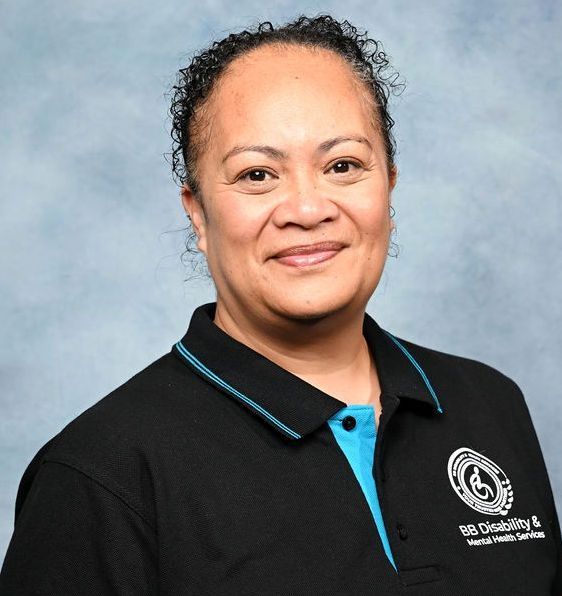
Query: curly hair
166 14 404 277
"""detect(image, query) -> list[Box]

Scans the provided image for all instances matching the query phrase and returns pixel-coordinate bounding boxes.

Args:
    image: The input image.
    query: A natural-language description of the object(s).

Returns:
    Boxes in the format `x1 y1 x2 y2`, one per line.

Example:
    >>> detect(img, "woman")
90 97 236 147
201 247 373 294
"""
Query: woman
1 15 560 595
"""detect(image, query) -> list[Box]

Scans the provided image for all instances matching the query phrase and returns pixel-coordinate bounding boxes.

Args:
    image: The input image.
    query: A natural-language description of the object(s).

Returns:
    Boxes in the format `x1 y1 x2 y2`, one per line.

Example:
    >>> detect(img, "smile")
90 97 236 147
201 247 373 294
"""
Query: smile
274 249 342 267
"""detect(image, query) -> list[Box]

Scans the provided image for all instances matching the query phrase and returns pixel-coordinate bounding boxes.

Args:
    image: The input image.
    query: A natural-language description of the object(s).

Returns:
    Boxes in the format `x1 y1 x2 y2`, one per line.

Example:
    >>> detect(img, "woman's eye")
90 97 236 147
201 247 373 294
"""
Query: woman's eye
329 160 362 175
239 169 272 183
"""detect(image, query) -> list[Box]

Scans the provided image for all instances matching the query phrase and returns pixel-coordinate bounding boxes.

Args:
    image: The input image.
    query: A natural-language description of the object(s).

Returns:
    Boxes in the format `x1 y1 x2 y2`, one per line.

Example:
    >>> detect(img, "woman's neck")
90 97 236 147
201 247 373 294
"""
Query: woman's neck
213 298 382 420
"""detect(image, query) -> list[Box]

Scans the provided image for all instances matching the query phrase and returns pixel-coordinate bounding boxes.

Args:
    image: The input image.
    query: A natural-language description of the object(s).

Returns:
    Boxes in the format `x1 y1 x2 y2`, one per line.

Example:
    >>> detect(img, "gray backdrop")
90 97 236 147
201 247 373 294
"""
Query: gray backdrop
1 0 560 561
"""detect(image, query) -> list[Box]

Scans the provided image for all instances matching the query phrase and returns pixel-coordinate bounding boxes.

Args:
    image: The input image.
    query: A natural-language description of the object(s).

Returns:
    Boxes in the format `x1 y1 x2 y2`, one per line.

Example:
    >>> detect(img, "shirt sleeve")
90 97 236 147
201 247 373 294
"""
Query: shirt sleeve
0 460 158 595
512 381 562 594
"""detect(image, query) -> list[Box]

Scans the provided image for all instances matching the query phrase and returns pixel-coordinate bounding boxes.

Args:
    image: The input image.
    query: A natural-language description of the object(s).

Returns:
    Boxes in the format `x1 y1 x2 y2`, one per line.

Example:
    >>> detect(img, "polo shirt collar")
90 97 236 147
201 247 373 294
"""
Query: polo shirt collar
172 302 442 441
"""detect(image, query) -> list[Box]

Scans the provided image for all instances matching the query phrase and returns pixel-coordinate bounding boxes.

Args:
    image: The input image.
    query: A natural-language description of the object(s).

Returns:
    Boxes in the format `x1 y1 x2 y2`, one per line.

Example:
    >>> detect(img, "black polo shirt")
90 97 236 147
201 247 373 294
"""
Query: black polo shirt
1 302 561 595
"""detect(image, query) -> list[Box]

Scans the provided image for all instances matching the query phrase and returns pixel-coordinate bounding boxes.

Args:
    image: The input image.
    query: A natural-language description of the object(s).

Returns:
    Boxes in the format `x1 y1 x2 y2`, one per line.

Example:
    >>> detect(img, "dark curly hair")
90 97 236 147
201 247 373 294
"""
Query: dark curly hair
166 14 404 277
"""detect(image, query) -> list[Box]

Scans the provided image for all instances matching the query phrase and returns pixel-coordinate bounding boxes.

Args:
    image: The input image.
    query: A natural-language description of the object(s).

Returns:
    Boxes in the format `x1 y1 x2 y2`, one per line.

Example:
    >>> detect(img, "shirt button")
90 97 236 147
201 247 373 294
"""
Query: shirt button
397 524 408 540
342 416 356 431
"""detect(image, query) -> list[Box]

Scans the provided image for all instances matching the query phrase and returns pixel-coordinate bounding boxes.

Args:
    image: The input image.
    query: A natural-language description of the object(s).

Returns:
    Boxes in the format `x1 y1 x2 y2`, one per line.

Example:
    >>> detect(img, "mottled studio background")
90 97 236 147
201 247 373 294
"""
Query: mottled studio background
1 0 561 561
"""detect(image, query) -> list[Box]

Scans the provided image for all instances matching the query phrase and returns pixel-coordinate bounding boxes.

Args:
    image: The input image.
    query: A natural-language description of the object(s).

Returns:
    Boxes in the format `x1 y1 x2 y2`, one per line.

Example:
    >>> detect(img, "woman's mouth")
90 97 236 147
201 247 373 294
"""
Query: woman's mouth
275 250 340 267
272 241 345 267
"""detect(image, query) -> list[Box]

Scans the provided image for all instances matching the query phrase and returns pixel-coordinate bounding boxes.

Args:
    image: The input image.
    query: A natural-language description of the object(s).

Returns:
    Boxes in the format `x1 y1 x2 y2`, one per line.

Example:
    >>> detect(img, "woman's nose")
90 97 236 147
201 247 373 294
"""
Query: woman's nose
271 173 339 229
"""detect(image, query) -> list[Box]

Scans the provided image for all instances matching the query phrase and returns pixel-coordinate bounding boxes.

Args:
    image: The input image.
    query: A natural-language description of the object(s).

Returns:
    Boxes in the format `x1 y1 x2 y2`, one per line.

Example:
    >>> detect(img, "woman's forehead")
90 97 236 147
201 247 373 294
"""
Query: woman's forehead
220 44 360 92
204 45 377 147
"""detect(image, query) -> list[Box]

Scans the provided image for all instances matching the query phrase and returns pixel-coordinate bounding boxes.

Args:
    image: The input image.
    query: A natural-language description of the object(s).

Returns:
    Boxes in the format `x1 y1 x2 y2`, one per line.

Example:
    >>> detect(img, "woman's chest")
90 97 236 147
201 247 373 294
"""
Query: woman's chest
149 410 558 595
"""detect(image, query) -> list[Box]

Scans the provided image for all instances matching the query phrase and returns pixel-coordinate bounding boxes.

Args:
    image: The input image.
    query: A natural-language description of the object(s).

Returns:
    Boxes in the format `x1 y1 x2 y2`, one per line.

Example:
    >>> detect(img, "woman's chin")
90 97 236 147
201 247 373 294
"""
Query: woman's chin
266 292 357 323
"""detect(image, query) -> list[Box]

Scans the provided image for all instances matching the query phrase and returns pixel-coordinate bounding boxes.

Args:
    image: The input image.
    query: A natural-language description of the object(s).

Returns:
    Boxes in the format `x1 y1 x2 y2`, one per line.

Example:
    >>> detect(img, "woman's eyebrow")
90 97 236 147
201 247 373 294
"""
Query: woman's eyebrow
317 135 373 153
222 144 287 164
221 135 372 164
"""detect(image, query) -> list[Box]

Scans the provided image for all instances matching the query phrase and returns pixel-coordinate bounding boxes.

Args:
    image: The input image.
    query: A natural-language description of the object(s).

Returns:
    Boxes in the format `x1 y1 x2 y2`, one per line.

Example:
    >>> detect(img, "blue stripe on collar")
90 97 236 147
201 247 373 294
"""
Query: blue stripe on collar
175 340 302 439
381 330 444 414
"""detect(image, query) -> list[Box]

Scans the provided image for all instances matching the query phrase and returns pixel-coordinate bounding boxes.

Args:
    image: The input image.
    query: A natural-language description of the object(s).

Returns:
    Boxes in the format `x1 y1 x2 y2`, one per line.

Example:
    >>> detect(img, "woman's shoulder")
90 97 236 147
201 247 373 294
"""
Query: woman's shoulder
386 333 545 467
48 350 198 448
16 349 206 525
388 332 527 408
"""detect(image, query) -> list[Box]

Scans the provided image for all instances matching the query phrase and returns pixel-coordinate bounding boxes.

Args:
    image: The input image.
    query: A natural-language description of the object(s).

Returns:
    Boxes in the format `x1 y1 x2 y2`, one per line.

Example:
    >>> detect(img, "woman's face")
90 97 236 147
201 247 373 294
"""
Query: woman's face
182 44 397 323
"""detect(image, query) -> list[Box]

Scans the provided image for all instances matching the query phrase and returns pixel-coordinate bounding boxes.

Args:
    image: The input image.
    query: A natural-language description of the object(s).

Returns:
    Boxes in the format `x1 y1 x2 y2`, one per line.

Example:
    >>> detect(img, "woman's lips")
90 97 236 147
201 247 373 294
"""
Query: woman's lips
273 246 343 267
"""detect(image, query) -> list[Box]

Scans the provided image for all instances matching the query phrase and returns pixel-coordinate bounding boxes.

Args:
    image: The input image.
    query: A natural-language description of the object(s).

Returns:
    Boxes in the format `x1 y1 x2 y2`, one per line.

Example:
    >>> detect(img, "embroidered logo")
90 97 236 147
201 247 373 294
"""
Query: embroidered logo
447 447 513 516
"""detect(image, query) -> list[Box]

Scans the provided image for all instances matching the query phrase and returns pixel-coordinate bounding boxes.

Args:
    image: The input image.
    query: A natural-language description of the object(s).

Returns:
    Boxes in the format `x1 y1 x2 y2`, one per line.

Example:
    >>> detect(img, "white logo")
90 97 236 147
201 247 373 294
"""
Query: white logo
447 447 513 516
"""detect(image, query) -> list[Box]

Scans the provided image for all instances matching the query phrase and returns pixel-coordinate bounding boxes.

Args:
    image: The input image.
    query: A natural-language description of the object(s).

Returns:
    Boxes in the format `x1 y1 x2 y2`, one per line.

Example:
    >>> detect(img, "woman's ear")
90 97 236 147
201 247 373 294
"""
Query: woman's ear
181 184 207 255
389 164 398 192
388 165 397 233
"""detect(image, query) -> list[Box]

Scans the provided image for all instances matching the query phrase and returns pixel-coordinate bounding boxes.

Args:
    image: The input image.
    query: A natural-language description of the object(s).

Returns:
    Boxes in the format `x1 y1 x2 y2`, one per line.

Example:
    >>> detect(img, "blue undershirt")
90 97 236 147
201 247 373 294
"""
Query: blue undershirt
327 405 397 571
